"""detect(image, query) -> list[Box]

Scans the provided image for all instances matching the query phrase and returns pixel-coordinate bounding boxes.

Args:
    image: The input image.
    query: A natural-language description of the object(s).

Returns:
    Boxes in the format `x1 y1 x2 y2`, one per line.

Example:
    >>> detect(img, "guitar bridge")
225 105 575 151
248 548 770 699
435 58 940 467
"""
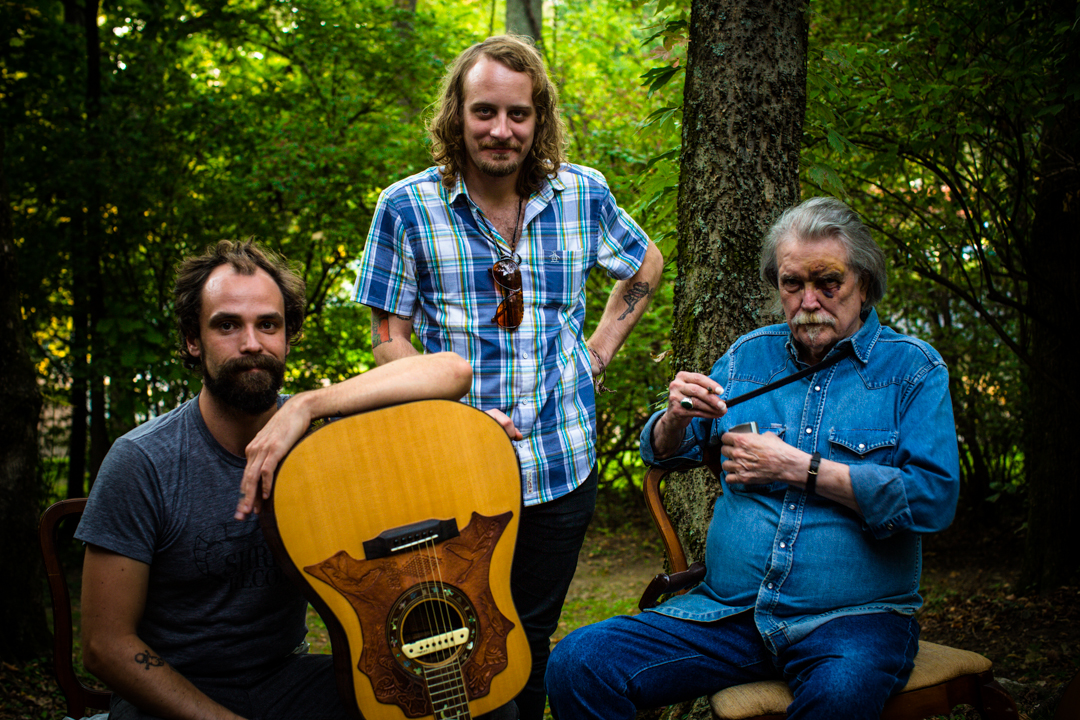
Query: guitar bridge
402 627 470 659
362 517 460 559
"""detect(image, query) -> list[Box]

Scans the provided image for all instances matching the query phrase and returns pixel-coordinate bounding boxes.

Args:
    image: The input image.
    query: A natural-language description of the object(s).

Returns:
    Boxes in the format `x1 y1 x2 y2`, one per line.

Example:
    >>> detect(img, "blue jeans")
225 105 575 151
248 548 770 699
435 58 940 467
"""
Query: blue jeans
109 652 351 720
504 468 598 720
546 610 918 720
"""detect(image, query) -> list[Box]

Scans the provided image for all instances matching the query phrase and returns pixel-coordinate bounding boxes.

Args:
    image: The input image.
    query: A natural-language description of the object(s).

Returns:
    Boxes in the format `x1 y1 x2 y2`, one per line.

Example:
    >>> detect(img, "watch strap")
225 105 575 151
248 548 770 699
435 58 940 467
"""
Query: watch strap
806 451 821 495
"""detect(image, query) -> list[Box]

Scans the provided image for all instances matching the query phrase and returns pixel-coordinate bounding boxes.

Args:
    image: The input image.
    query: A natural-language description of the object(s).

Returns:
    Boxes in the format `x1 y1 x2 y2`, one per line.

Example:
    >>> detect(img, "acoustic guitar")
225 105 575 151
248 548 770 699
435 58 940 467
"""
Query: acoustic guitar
261 400 530 720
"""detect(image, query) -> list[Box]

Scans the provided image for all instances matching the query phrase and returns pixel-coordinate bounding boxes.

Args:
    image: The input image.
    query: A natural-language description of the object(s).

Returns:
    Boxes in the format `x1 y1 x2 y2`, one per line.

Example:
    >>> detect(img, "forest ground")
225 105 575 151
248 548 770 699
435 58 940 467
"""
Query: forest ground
2 498 1077 719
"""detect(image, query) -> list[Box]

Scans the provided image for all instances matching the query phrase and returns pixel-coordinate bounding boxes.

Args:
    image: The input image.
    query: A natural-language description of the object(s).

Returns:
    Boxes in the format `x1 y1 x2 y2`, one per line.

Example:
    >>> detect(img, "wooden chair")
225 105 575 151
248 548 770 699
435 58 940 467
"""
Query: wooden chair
639 466 1020 720
38 498 113 718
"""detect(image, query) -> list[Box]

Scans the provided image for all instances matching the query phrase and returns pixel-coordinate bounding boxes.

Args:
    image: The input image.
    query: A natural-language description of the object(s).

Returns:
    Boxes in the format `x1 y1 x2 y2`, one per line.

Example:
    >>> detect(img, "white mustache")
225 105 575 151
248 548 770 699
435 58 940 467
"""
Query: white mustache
792 311 836 327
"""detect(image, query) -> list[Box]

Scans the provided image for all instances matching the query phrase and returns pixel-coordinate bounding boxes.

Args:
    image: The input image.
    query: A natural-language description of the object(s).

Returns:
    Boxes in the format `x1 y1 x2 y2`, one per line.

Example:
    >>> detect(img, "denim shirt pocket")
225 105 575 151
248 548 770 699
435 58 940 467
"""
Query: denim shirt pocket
827 428 898 466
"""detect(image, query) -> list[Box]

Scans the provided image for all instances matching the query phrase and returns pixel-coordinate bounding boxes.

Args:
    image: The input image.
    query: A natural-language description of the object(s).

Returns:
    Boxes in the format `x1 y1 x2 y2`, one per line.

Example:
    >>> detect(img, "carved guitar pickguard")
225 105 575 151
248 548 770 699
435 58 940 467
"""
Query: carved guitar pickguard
304 512 515 718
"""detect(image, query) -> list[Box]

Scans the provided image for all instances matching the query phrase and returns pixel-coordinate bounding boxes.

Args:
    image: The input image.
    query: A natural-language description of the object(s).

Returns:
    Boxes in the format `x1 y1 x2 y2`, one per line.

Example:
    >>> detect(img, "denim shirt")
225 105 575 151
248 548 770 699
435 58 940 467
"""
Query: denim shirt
639 310 959 652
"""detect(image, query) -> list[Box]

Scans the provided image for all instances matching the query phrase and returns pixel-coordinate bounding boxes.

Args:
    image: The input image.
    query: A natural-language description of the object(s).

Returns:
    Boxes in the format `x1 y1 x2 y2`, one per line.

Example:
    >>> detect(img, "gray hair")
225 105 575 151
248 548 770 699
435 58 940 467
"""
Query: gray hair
759 196 886 310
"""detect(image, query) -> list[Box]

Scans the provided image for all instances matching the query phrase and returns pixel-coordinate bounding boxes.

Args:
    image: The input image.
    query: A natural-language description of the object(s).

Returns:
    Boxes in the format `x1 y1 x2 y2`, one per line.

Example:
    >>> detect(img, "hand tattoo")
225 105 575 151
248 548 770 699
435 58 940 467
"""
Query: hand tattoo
617 282 653 321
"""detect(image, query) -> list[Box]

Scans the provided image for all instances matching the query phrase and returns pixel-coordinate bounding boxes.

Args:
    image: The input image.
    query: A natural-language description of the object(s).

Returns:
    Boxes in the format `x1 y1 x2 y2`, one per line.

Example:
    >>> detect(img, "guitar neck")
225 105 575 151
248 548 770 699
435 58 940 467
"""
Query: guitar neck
424 663 472 720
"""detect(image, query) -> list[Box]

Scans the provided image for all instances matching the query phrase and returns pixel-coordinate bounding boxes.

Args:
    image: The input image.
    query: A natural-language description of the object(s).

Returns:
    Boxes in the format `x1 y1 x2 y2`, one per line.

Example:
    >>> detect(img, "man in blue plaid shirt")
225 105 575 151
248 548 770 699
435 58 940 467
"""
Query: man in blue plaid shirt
353 35 663 720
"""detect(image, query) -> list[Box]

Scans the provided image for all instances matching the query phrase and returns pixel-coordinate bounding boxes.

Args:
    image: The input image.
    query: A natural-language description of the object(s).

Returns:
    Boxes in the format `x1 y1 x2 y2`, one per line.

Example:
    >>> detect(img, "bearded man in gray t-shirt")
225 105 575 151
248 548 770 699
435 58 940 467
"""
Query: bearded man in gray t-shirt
76 239 471 720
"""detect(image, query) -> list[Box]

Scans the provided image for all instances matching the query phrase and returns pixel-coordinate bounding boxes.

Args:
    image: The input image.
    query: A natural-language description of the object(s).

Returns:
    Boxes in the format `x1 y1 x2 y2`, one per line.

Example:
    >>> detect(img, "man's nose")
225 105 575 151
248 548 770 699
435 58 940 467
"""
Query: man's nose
800 285 823 310
239 325 262 352
490 113 512 139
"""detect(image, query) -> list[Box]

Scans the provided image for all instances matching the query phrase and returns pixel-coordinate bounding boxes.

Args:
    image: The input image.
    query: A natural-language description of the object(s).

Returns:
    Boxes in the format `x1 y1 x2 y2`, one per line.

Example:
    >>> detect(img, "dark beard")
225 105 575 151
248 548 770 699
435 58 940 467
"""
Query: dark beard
201 354 285 415
476 157 521 177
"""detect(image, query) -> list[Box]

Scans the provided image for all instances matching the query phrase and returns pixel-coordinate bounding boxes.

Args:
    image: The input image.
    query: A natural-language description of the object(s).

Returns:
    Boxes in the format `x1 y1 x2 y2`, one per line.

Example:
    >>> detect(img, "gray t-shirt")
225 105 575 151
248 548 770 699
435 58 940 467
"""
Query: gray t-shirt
76 396 307 683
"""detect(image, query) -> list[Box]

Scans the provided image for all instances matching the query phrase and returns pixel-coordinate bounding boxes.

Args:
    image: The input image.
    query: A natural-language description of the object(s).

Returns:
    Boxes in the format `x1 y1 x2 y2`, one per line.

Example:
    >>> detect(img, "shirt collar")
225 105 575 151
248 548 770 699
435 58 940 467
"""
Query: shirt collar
444 169 563 209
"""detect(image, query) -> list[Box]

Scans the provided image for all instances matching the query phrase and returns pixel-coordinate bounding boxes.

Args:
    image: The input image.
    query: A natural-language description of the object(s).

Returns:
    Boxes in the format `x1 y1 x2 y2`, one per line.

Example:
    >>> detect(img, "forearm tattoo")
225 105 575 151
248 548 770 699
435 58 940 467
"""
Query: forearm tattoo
617 282 653 321
371 309 393 349
135 649 165 670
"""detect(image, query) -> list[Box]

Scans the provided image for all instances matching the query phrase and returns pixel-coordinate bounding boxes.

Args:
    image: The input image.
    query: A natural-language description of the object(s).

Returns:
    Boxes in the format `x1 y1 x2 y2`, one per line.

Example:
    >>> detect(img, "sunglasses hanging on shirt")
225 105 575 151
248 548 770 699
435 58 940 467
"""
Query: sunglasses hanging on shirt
491 255 524 330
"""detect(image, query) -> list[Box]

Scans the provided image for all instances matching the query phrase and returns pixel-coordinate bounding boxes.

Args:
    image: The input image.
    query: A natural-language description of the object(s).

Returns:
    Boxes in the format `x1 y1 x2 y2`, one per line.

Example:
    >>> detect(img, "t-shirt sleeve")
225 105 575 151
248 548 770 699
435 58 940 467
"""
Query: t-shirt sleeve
74 437 164 565
353 188 419 316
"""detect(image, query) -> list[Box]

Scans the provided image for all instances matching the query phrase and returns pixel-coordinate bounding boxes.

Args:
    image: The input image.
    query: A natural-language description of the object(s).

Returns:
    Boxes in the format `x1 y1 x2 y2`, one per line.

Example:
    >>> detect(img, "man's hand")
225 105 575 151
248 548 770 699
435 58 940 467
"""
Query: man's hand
650 371 727 459
486 408 523 441
235 397 314 520
719 430 806 486
719 431 862 513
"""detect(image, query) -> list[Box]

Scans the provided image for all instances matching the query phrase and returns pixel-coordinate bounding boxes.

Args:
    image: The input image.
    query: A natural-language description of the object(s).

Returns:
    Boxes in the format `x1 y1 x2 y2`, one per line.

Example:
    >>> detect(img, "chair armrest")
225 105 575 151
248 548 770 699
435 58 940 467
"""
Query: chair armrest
642 466 689 574
638 562 706 611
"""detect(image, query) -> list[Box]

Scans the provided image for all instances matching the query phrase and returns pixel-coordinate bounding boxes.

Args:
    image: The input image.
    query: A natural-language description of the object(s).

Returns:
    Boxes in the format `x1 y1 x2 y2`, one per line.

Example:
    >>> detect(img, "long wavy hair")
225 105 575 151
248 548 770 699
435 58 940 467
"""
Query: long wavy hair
428 35 567 196
174 239 307 370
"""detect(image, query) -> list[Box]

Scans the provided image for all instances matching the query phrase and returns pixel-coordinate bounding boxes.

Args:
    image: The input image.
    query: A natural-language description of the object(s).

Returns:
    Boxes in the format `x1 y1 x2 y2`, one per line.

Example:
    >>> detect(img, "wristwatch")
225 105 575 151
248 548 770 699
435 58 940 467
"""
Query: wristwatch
806 452 821 495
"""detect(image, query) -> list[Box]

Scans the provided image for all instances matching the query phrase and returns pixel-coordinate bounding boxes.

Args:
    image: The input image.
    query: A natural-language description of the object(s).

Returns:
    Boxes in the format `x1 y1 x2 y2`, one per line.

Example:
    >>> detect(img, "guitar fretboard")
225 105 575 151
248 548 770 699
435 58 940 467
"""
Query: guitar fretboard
424 663 471 719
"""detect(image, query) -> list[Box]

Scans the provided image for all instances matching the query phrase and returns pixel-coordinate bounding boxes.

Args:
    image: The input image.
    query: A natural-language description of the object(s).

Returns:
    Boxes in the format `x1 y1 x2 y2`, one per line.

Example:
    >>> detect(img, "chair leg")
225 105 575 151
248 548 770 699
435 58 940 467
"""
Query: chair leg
978 672 1020 720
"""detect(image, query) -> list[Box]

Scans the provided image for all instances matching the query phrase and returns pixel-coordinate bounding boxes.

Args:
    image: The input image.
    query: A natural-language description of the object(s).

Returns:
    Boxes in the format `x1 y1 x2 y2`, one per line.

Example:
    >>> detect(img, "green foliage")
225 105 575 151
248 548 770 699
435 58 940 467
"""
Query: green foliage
5 0 687 501
798 0 1080 510
5 0 461 452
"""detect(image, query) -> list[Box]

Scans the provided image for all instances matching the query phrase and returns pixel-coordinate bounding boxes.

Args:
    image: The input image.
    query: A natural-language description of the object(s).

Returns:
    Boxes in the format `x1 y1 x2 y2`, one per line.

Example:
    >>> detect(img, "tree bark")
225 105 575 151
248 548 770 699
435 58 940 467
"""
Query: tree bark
506 0 542 44
0 127 51 661
665 0 808 565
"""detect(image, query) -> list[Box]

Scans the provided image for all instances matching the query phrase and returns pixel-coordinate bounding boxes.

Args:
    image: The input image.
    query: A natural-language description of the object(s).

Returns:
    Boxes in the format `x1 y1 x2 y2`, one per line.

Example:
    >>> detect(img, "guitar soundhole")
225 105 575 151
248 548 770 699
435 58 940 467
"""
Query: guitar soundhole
388 581 479 676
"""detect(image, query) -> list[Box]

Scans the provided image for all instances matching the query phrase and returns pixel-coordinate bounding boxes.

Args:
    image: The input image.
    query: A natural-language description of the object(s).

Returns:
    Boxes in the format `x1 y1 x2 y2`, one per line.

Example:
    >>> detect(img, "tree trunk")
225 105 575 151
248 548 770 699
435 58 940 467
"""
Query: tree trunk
665 0 808 565
506 0 542 44
0 128 51 662
1021 1 1080 590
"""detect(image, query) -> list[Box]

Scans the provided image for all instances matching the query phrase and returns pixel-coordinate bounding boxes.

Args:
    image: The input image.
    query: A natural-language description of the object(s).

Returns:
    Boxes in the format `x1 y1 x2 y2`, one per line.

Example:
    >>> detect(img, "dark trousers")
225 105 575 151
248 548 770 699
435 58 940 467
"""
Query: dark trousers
502 467 599 720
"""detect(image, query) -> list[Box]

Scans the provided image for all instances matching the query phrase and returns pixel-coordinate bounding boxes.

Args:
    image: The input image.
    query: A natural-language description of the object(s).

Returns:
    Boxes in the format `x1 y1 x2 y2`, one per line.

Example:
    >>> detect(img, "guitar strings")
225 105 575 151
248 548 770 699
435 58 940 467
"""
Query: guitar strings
423 532 472 717
418 534 470 718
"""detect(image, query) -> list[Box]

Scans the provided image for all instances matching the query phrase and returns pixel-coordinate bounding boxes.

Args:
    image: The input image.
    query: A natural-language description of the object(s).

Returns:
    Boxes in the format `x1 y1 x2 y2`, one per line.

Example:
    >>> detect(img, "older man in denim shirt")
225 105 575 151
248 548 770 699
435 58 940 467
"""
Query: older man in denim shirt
546 197 960 720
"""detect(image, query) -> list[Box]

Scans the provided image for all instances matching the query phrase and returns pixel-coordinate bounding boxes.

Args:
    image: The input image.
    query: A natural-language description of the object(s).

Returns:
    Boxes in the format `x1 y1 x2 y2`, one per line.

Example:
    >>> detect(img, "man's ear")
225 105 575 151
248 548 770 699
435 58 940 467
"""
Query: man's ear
186 335 202 359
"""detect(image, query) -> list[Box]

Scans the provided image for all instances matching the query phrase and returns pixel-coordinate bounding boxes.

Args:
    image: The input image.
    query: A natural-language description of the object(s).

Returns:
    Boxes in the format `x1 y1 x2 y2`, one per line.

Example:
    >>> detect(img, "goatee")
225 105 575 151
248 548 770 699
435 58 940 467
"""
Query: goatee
476 141 525 178
202 354 285 415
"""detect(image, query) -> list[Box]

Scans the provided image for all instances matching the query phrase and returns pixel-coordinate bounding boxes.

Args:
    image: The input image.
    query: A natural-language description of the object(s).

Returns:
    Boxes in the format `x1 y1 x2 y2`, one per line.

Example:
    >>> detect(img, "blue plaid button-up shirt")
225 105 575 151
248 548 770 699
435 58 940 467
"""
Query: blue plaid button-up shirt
354 164 650 505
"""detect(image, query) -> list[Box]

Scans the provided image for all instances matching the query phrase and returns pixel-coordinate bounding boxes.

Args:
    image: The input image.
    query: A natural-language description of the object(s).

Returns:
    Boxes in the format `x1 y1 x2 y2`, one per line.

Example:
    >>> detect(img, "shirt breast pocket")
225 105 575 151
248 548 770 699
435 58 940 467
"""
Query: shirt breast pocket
537 249 586 308
827 428 898 466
